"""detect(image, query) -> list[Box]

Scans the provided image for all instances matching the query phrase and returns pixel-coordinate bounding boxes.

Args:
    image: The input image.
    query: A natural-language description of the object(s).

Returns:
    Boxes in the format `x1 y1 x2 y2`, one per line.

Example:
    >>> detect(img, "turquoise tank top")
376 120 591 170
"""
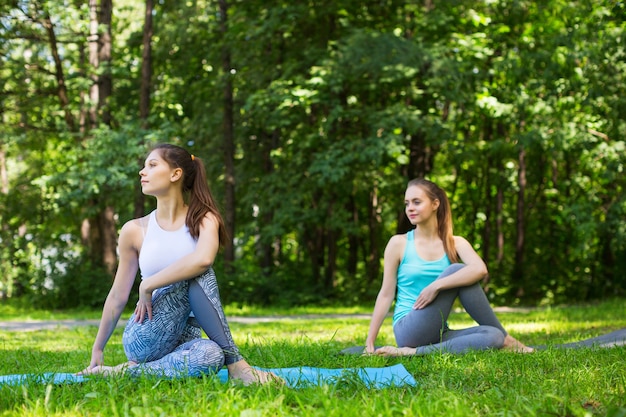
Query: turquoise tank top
392 230 451 325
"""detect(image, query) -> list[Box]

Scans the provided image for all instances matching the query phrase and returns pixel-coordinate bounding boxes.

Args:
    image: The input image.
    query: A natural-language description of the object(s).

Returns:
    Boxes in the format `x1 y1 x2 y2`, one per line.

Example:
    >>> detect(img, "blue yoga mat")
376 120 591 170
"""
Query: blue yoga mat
531 328 626 350
340 328 626 355
0 364 416 389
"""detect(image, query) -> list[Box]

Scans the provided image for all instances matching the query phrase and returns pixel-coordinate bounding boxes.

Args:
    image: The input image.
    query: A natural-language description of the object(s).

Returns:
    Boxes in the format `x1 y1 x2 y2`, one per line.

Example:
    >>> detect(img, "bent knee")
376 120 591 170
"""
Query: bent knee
437 263 466 279
482 326 505 349
192 339 225 371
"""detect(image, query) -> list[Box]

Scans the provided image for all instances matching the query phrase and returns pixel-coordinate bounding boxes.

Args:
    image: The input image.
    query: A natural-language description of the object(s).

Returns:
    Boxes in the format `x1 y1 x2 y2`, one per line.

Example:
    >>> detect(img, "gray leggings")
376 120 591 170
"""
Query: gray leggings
122 268 243 377
393 264 506 355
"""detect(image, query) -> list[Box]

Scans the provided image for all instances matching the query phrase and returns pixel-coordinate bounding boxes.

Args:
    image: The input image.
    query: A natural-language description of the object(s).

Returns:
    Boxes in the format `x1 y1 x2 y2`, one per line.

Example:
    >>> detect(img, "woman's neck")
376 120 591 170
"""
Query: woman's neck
155 195 187 230
413 222 439 241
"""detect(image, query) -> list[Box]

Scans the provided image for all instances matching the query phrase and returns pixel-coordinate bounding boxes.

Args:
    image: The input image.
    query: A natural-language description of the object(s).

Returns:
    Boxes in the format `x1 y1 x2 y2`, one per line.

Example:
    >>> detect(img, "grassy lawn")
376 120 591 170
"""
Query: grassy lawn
0 299 625 416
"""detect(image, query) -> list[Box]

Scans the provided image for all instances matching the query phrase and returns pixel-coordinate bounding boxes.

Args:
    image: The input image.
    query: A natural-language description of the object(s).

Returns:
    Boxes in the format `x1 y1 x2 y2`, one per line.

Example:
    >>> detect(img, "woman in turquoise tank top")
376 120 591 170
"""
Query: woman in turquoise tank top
365 178 533 356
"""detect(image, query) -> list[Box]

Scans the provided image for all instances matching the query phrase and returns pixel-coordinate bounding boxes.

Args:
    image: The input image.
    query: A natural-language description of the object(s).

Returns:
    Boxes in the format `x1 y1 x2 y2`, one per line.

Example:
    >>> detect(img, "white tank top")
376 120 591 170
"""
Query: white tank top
138 211 197 279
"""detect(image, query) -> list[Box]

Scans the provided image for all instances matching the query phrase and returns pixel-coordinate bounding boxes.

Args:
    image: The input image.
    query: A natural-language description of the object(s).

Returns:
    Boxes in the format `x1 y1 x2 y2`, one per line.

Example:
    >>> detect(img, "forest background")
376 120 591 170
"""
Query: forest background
1 0 625 310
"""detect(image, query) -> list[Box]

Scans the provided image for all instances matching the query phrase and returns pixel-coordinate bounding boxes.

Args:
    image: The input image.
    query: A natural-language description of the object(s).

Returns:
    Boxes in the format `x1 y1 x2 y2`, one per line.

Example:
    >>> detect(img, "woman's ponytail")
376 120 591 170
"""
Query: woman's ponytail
151 144 228 245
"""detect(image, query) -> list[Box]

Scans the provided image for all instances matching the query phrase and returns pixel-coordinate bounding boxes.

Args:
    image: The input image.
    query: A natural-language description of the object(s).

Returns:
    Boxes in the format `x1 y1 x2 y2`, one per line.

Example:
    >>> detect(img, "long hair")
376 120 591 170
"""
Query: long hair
407 178 458 263
152 144 228 245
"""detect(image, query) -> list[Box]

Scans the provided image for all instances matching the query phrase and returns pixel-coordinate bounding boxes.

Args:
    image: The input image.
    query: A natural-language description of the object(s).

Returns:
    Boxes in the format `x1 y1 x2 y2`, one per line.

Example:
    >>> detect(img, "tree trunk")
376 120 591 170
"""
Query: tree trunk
100 206 118 273
78 44 87 134
305 226 324 289
139 0 153 123
88 0 99 128
325 226 337 291
135 0 153 218
0 145 8 300
42 3 117 278
482 160 493 268
481 121 494 269
84 0 117 275
496 185 504 263
305 191 325 289
42 10 75 130
258 130 279 274
85 0 99 233
219 0 236 267
512 145 526 297
98 0 117 275
347 196 358 276
98 0 113 126
366 186 382 285
397 131 434 233
496 122 507 265
0 147 7 195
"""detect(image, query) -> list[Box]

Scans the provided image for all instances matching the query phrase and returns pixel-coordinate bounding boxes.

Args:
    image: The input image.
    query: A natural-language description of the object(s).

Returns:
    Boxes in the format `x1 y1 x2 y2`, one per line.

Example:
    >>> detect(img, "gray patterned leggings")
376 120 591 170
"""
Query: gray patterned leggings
122 268 243 377
393 263 507 355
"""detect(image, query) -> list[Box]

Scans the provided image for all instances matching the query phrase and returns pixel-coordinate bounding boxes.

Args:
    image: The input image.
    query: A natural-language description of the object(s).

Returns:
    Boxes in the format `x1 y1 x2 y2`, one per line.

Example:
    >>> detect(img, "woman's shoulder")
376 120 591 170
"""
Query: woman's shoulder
122 214 150 230
452 235 471 246
198 211 220 228
452 235 476 257
119 215 150 244
383 233 408 265
389 232 409 243
386 232 408 251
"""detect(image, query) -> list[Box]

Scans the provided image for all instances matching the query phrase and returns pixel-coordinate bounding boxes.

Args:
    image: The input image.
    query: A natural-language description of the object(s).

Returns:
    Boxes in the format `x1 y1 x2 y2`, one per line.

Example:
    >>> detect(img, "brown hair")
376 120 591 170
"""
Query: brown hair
407 178 458 263
152 144 228 244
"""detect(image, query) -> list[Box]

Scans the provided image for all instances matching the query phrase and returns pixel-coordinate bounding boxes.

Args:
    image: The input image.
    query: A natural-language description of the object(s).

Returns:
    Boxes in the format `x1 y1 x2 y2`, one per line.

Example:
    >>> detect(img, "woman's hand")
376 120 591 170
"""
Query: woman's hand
373 346 416 356
77 361 137 376
77 350 104 375
134 280 153 323
413 283 439 310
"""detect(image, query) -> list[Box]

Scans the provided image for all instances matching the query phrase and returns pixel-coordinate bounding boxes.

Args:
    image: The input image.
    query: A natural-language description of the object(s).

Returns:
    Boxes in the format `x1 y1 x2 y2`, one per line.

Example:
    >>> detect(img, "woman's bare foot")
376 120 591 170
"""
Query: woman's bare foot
503 335 534 353
372 346 416 357
227 360 284 386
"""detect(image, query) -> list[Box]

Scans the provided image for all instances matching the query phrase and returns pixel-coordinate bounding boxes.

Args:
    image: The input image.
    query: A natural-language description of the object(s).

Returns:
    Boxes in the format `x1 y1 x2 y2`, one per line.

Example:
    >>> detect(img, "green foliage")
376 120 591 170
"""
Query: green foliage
43 125 149 219
1 0 625 307
32 257 114 310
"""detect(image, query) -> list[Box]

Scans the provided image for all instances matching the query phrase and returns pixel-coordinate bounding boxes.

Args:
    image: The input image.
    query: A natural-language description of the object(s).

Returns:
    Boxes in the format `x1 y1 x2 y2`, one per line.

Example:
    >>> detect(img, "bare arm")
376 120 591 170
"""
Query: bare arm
413 236 487 309
364 234 404 353
135 213 220 322
83 220 140 372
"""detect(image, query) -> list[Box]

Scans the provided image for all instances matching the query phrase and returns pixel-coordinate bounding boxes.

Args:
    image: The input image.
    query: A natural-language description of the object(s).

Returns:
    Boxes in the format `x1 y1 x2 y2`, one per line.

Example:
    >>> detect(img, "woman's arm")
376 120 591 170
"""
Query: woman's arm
413 236 487 309
365 234 404 353
135 213 220 322
83 221 140 372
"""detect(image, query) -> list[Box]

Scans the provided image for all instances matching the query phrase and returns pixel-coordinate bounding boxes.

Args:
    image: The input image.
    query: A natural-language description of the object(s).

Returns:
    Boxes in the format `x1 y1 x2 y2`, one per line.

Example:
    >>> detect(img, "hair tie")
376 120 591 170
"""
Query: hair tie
191 154 195 161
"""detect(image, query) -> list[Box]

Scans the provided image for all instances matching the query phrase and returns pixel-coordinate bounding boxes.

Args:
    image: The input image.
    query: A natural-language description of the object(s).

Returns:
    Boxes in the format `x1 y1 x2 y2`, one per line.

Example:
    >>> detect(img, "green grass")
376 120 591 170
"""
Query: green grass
1 299 625 416
0 299 372 321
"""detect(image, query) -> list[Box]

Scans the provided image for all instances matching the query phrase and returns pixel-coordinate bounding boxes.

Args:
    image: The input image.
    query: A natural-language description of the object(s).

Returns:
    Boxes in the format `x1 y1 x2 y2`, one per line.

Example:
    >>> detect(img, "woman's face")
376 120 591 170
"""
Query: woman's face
138 150 180 196
404 185 439 225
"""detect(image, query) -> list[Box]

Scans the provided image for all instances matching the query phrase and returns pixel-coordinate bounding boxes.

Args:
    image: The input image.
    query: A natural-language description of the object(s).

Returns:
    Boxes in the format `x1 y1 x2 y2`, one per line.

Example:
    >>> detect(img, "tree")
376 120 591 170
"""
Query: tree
1 0 624 307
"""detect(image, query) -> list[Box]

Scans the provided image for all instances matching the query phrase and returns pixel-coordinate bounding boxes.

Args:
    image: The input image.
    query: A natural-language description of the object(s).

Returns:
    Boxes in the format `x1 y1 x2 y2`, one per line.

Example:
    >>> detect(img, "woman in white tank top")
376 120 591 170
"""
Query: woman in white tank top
79 144 280 385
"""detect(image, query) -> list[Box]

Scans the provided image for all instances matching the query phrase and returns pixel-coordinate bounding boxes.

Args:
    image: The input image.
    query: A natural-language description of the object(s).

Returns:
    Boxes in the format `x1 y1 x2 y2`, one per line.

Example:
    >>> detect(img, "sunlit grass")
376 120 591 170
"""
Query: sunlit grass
0 298 625 416
0 299 373 322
